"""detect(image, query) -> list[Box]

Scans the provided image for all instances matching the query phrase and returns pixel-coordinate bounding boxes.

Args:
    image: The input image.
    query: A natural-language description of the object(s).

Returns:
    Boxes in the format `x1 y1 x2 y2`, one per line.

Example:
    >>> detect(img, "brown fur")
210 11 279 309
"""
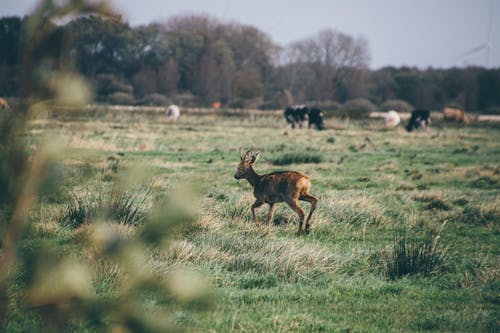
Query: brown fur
234 148 318 236
0 98 9 109
443 107 470 124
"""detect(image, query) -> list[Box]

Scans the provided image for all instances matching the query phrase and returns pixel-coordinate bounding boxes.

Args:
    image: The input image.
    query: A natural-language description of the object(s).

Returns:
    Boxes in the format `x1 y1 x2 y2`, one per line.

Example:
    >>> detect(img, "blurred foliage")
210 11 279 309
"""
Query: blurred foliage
0 1 211 332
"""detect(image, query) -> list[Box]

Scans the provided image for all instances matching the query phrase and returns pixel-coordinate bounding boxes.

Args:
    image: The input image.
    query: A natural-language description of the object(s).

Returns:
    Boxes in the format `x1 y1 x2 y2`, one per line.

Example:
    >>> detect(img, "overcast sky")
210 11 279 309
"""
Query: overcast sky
2 0 499 69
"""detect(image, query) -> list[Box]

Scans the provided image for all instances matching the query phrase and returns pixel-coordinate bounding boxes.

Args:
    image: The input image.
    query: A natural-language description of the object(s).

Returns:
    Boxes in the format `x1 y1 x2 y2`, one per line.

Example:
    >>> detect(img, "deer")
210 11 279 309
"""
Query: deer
0 98 10 109
234 148 318 236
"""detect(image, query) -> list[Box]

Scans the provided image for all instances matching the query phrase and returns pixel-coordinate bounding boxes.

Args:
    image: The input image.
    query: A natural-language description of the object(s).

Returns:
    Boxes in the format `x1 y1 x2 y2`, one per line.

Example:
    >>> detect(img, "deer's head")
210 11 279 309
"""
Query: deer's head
234 148 260 179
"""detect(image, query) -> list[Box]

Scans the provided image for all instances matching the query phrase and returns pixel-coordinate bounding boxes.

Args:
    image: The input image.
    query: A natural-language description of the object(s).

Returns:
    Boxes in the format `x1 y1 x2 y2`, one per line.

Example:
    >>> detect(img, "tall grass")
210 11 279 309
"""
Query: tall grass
377 227 450 280
59 186 151 228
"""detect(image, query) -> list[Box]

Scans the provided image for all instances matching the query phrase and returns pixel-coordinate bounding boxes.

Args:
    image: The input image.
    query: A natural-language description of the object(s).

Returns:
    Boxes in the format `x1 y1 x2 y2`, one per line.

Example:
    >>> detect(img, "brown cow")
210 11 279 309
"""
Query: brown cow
443 107 470 124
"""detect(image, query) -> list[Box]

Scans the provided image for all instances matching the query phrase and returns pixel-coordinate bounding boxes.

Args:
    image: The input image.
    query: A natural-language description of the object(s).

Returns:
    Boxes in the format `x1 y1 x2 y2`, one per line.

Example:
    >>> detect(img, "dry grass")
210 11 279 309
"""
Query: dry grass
166 232 343 282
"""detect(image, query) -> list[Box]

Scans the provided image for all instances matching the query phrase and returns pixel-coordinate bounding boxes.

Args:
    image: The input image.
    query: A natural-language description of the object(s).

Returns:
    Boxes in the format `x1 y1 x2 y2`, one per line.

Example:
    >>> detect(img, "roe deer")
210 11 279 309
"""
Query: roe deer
0 97 9 109
234 148 318 236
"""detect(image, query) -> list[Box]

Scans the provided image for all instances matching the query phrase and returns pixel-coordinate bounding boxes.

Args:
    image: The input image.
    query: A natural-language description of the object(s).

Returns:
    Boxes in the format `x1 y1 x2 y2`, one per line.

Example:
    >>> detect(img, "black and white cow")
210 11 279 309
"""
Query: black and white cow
284 105 324 130
284 105 309 128
308 108 325 130
406 109 431 132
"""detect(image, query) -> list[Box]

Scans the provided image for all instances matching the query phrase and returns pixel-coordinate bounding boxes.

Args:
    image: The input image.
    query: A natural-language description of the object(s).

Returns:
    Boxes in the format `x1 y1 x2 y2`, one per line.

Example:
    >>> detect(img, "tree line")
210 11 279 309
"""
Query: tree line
1 14 499 113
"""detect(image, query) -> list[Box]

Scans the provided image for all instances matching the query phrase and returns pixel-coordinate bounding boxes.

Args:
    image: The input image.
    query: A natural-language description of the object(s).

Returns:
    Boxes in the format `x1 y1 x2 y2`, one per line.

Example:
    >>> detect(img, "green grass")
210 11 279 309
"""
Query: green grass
5 111 499 332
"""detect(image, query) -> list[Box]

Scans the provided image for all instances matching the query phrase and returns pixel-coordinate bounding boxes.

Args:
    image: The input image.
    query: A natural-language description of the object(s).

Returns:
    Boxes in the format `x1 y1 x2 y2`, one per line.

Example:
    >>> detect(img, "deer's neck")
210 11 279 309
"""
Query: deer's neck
245 167 261 188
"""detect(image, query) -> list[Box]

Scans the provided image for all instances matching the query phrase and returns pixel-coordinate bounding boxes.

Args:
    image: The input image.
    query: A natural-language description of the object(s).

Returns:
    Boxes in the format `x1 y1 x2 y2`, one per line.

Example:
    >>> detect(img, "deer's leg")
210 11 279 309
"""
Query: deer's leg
286 198 305 236
266 203 276 226
251 200 264 226
300 193 318 235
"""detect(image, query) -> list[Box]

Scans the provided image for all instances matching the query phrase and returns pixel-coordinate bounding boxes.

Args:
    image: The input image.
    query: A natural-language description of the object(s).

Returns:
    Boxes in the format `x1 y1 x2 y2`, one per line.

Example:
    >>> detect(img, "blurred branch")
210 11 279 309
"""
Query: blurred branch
0 0 114 327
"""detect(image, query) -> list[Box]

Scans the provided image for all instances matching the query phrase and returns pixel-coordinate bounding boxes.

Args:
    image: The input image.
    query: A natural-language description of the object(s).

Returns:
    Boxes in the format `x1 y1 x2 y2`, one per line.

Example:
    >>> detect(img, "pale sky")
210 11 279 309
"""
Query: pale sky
2 0 499 69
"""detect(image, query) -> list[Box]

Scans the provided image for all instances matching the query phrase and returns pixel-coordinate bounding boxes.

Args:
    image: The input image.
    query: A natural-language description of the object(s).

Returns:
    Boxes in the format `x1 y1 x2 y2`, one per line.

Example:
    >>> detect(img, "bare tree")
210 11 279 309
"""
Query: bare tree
286 28 370 102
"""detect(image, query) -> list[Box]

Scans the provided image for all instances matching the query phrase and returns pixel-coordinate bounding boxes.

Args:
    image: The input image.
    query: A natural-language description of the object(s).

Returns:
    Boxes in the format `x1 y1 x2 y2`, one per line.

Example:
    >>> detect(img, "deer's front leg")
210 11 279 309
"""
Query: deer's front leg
251 200 264 225
266 203 276 225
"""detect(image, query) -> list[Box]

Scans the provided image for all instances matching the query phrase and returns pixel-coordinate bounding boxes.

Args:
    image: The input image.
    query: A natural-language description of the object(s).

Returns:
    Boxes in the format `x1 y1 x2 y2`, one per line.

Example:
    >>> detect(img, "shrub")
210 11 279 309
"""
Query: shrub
95 73 134 96
272 152 324 165
171 92 200 107
380 99 414 114
107 92 135 105
337 98 376 118
59 187 151 228
139 93 170 106
376 230 449 280
308 100 342 113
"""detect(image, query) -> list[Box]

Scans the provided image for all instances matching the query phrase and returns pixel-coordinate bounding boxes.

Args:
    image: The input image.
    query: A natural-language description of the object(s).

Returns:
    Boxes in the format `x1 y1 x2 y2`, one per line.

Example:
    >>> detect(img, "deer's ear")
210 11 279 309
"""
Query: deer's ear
251 151 260 164
243 149 252 162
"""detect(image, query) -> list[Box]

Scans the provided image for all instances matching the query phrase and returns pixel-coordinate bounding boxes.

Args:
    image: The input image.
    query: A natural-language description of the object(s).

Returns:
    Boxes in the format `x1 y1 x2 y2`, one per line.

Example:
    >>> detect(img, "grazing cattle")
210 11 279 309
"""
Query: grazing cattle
443 107 470 124
0 98 10 109
406 109 431 132
308 108 325 130
165 104 180 122
284 105 309 128
284 105 324 130
234 148 318 236
384 110 401 129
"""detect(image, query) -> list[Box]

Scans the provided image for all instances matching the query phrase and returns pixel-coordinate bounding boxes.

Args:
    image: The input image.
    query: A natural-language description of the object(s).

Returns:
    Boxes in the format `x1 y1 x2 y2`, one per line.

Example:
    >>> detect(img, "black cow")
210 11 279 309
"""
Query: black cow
406 109 431 132
308 108 325 130
284 105 324 130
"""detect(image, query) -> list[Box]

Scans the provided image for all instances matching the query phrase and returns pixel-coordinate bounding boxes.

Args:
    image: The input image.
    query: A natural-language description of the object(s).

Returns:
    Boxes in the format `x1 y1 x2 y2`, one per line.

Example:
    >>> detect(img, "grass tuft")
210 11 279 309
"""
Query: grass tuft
376 229 449 280
454 204 498 225
413 193 450 211
59 186 151 228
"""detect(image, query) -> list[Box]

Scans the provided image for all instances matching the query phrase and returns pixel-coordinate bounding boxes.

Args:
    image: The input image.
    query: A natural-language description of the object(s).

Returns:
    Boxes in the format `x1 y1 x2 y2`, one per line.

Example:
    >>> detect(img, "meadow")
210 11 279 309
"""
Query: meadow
6 108 499 332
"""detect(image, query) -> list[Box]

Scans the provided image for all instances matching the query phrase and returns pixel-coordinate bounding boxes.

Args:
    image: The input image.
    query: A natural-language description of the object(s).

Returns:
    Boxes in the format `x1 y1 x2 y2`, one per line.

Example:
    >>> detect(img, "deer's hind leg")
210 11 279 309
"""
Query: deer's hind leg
266 203 276 225
300 193 318 235
286 198 306 236
251 200 264 225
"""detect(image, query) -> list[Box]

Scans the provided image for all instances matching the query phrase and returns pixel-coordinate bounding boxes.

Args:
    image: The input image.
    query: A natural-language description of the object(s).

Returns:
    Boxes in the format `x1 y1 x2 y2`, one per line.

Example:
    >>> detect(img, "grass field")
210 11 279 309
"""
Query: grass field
6 109 500 332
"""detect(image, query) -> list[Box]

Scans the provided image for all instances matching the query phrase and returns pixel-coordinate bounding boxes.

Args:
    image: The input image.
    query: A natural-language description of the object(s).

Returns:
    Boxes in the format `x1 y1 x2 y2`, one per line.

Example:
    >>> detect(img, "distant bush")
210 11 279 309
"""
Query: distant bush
380 99 414 114
95 73 134 96
272 152 324 165
107 92 135 105
171 92 200 107
231 97 263 109
308 100 342 112
139 93 170 106
337 98 376 118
